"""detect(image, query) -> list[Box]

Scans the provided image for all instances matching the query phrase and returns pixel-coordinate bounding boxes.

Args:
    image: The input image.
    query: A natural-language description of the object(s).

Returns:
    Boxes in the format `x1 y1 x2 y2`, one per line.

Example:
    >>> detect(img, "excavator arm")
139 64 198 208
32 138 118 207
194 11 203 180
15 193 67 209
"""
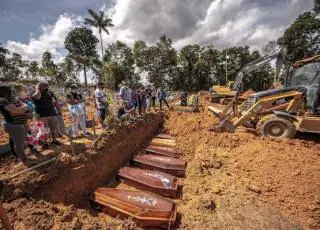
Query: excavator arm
210 48 287 119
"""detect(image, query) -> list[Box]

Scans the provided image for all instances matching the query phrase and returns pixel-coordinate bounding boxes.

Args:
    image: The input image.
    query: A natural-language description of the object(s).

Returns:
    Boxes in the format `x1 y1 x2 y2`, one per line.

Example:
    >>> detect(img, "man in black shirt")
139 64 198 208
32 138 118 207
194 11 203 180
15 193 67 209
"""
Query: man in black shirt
32 82 61 146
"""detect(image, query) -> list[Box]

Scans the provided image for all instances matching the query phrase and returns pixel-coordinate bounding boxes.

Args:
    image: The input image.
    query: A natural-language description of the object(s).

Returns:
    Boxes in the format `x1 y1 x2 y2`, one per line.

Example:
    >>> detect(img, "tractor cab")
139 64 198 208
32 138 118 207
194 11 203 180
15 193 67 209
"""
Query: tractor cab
286 61 320 113
241 57 320 114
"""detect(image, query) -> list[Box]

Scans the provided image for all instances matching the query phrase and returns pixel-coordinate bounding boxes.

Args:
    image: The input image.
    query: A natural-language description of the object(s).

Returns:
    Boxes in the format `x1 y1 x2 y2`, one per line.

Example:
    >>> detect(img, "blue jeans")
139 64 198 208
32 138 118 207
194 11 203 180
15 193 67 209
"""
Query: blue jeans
96 108 106 121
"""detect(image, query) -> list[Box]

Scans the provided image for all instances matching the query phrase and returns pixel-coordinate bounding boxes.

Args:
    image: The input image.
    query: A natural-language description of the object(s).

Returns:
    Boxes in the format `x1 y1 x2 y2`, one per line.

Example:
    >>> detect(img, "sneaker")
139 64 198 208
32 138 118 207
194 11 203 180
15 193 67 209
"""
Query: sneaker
42 144 49 150
32 148 41 155
83 132 91 137
22 159 37 166
52 140 62 146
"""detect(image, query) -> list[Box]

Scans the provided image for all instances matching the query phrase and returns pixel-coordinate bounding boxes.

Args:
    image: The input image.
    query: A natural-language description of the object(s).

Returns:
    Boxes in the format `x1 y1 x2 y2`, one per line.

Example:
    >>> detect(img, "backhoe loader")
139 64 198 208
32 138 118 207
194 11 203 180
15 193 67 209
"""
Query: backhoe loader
209 81 237 104
208 53 320 139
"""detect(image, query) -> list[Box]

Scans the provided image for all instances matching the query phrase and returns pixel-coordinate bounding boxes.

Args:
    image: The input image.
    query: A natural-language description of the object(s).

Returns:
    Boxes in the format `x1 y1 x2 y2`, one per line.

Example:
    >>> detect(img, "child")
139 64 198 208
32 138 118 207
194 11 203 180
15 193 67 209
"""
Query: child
26 120 50 152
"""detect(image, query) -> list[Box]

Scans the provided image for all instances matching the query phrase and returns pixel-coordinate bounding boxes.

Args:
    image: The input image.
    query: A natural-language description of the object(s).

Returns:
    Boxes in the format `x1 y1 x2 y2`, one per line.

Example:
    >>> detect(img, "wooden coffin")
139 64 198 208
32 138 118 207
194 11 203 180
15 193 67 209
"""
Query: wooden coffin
91 188 177 228
145 145 182 158
156 134 174 140
133 154 186 177
150 138 176 148
118 167 180 198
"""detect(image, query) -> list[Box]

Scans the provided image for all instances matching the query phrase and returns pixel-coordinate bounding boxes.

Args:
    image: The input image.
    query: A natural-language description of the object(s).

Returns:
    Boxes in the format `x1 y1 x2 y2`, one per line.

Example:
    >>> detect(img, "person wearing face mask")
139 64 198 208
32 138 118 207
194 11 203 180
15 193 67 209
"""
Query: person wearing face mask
32 82 61 147
0 85 34 165
67 84 88 138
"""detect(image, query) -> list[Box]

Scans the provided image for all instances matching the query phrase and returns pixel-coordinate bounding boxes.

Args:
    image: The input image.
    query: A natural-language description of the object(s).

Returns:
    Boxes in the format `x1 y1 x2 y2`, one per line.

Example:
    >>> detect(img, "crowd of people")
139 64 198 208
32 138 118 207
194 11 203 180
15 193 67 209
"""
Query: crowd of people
0 81 171 165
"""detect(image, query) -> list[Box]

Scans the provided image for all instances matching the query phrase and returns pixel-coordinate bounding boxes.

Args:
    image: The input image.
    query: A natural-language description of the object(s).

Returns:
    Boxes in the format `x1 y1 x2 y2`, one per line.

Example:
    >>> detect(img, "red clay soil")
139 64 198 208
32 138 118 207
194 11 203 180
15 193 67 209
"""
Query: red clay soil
164 97 320 229
1 97 320 229
0 110 163 229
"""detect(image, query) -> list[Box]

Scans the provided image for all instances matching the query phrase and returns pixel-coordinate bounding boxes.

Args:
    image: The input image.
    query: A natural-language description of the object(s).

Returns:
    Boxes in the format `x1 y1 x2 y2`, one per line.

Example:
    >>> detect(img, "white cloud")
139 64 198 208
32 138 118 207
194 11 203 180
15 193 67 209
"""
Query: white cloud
5 14 81 62
4 0 315 64
98 0 314 51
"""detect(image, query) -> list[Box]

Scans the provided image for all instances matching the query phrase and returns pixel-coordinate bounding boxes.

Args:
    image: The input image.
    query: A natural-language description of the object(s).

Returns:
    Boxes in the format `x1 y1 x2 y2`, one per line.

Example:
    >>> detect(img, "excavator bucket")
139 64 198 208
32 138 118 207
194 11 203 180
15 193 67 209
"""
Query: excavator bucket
208 106 223 117
213 118 236 133
208 106 236 133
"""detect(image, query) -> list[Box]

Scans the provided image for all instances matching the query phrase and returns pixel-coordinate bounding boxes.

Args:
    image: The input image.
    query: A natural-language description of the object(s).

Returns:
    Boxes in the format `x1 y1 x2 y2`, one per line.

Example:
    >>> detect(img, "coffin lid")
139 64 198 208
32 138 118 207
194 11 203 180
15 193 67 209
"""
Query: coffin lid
156 134 174 140
150 141 176 148
151 138 176 144
133 153 185 170
118 167 178 189
145 145 182 158
93 188 174 215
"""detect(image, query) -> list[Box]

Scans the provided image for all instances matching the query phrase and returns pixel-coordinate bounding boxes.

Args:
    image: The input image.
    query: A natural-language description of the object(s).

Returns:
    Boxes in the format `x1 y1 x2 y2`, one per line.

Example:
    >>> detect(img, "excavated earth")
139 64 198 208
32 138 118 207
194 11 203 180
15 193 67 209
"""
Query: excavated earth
165 96 320 229
0 96 320 229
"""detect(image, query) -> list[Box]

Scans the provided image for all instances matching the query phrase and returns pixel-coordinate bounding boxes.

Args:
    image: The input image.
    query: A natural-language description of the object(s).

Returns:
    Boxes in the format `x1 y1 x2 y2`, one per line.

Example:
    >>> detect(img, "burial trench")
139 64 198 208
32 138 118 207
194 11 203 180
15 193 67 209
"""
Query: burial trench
2 113 167 214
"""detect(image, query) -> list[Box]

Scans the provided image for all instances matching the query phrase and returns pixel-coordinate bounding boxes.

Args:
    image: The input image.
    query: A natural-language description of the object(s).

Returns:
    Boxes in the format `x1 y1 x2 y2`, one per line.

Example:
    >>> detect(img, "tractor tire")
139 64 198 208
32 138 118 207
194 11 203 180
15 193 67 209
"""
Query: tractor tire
257 115 297 139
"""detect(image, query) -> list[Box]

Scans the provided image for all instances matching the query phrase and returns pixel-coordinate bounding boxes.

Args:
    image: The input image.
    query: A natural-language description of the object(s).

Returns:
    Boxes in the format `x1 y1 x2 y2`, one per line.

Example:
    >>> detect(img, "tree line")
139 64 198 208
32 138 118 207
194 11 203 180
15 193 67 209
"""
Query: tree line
0 0 319 92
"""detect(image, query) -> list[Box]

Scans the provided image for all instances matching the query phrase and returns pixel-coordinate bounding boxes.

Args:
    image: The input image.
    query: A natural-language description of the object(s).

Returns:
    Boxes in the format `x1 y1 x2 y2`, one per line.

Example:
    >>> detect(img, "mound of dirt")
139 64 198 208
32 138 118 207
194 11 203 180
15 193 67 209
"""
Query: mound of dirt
3 198 127 230
164 96 320 229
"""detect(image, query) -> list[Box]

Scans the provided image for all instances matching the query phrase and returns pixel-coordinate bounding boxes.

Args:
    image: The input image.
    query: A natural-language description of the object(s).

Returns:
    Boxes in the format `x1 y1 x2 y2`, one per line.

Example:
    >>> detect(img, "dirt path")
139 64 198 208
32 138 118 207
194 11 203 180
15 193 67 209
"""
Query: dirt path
164 97 320 229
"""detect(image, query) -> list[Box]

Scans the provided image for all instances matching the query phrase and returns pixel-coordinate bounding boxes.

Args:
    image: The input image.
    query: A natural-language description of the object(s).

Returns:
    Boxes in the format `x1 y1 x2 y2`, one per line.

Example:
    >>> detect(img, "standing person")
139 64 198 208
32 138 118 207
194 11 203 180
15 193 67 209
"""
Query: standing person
67 85 88 138
32 82 61 146
119 82 132 105
55 98 67 136
145 85 152 112
131 87 139 114
0 85 34 164
151 84 157 108
137 86 147 115
180 91 188 106
158 87 170 110
93 82 108 128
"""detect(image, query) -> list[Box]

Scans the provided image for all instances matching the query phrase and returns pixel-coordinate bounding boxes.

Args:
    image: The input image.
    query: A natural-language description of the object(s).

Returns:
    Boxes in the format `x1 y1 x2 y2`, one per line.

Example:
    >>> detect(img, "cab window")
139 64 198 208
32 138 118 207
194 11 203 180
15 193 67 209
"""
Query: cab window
288 62 320 86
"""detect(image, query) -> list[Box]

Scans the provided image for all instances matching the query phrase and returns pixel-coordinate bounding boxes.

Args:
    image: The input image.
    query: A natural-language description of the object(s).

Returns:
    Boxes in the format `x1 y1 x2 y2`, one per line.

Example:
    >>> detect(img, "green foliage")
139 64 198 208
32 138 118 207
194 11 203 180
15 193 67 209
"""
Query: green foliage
0 43 9 69
168 44 273 92
315 0 320 14
279 12 320 62
101 41 138 89
64 27 99 86
2 52 27 80
65 27 99 57
27 61 39 78
40 51 57 77
133 35 177 87
85 9 114 57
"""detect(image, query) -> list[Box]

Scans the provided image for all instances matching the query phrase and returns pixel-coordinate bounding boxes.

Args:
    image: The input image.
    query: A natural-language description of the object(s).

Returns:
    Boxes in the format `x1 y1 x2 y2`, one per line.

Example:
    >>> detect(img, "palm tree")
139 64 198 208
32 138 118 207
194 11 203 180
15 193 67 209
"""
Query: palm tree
85 9 114 59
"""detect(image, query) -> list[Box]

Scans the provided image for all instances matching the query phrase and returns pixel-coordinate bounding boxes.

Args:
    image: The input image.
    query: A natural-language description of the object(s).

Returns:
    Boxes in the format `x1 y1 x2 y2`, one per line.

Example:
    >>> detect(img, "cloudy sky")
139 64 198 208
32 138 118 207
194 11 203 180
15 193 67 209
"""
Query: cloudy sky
0 0 315 62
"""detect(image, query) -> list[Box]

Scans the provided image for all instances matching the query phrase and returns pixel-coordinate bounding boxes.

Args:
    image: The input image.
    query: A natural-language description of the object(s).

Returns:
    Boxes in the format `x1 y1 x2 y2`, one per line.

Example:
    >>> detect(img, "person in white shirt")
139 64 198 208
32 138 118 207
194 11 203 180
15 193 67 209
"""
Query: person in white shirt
119 82 132 105
93 82 108 128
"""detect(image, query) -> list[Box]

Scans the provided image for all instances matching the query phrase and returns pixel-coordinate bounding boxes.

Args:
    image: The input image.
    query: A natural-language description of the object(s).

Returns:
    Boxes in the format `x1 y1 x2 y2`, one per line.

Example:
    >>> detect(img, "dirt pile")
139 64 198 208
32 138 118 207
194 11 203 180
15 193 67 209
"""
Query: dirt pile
164 97 320 229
